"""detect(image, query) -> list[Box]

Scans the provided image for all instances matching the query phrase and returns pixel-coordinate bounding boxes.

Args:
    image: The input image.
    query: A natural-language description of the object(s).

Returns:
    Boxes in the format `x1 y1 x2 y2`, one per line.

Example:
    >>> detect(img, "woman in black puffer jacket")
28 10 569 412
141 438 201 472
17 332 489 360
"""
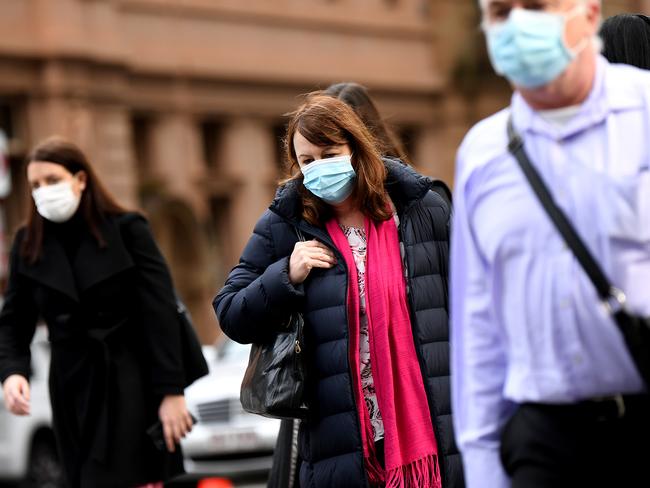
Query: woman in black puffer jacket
214 94 463 488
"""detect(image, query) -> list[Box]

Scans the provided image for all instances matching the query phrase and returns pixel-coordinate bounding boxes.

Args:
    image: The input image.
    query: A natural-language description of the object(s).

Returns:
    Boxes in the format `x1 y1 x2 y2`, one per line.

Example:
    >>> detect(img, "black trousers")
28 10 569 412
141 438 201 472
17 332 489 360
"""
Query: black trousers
500 395 650 488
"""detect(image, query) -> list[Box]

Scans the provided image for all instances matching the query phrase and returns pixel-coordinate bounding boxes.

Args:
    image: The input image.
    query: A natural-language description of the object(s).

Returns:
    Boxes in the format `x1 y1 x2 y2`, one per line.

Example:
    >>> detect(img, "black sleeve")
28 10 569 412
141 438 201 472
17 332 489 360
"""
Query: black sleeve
120 215 185 396
430 179 453 207
0 232 39 384
213 211 304 344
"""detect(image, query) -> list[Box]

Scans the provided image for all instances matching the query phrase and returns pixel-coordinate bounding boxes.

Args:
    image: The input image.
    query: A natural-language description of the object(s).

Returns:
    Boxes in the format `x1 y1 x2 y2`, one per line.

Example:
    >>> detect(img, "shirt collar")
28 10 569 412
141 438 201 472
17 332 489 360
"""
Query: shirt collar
510 55 643 141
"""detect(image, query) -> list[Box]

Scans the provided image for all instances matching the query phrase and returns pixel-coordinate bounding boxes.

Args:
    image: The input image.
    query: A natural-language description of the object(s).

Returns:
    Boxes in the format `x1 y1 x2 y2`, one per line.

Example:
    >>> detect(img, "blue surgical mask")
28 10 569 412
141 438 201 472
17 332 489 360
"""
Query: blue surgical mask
301 155 356 204
485 6 588 89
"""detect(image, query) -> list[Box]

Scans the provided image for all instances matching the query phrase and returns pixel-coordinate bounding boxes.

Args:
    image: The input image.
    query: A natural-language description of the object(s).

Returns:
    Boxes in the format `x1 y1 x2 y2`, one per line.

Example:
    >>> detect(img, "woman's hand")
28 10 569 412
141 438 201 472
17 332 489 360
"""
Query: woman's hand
289 240 337 284
158 394 194 453
2 374 30 416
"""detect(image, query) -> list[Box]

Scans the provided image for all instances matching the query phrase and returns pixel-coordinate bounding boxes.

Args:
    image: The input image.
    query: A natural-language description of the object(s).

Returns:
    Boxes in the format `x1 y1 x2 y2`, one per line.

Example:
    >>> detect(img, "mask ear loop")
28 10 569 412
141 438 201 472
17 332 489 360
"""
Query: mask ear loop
563 4 592 58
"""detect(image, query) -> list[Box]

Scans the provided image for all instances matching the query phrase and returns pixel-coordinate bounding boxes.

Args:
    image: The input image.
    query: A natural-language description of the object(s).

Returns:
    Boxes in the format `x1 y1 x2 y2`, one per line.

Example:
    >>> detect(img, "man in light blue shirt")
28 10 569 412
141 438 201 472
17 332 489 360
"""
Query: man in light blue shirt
451 0 650 487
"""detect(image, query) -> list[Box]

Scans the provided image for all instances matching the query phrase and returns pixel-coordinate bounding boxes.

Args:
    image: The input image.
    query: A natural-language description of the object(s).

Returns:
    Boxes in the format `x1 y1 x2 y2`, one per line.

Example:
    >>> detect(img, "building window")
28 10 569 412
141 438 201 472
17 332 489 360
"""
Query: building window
131 114 154 185
200 119 224 171
208 195 232 284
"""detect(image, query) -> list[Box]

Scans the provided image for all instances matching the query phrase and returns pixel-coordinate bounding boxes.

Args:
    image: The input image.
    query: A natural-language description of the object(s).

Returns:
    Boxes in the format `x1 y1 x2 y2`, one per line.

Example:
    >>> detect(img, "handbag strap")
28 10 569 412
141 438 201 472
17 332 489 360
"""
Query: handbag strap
506 116 628 313
295 226 306 243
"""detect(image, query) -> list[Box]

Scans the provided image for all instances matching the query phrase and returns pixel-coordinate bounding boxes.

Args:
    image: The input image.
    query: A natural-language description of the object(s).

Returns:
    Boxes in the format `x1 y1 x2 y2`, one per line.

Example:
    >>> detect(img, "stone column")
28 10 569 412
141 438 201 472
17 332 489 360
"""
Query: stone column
412 92 475 189
412 125 455 186
27 94 95 153
93 105 139 208
26 58 137 207
220 117 278 269
148 113 208 218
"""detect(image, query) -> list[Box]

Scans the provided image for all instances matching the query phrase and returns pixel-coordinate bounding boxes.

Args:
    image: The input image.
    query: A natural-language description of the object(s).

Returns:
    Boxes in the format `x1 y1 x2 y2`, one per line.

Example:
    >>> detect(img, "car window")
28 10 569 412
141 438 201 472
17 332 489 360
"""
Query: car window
216 340 251 362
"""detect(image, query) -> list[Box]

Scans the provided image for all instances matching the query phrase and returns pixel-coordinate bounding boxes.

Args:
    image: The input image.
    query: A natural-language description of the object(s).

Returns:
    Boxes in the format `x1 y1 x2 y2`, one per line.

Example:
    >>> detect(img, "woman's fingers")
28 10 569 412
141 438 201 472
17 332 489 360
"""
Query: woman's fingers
158 394 192 452
296 241 335 255
187 411 195 425
172 421 183 444
304 251 336 265
306 257 335 269
162 419 176 452
300 240 335 255
4 377 30 415
11 394 30 415
162 415 193 452
183 412 194 436
301 244 336 263
20 381 30 403
290 240 337 284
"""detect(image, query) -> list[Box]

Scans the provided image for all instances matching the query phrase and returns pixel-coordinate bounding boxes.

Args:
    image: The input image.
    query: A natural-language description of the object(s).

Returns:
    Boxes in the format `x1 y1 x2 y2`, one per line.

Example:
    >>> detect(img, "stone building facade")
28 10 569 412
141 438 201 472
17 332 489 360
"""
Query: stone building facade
0 0 645 341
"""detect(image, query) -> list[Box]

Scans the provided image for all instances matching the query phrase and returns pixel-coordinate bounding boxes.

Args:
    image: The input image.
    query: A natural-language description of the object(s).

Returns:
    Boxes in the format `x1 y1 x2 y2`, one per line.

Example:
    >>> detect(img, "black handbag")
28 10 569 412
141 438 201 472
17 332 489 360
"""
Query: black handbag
239 228 308 419
507 117 650 386
175 298 209 387
119 214 208 388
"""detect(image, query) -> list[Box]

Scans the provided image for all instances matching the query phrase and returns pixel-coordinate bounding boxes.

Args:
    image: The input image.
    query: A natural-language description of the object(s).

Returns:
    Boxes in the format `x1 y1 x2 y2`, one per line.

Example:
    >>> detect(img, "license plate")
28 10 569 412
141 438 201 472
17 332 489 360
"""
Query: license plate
209 430 260 450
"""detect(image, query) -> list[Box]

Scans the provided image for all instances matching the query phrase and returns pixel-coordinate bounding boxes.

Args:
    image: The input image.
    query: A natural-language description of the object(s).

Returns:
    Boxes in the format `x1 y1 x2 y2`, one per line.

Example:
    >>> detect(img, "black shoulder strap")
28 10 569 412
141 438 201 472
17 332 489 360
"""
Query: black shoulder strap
506 116 623 307
295 227 306 243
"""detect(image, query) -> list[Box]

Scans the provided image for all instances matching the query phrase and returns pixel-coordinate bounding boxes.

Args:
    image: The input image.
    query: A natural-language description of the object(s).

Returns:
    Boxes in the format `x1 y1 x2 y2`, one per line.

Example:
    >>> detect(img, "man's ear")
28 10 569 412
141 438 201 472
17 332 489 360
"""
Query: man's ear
585 0 602 34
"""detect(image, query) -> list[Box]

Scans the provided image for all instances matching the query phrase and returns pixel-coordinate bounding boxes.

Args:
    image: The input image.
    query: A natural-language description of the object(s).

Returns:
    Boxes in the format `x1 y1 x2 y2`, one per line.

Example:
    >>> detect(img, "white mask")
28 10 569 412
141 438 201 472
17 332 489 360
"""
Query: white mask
32 181 82 223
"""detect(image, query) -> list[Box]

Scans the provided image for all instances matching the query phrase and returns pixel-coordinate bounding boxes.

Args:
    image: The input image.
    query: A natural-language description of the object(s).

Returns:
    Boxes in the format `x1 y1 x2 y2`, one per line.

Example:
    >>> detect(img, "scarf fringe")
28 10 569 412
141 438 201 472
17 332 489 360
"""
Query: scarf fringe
384 454 442 488
365 454 385 487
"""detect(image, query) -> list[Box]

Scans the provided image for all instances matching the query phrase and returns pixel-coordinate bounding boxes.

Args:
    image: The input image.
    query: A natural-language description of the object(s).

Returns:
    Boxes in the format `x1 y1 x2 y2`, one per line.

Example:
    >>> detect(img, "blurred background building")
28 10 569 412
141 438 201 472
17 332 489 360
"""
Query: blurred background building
0 0 645 343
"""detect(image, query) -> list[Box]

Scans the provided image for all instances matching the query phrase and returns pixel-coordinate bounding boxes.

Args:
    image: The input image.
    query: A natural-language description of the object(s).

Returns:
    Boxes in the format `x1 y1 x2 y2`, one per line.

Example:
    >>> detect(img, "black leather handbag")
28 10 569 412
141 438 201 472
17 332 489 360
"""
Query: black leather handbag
240 312 307 419
507 118 650 386
240 228 308 419
176 298 209 387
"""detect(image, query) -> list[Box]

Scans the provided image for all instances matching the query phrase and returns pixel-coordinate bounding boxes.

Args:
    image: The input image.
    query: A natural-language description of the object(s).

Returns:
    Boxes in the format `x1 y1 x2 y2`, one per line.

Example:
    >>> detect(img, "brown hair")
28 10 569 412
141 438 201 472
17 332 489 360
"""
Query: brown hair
324 82 410 164
284 94 391 226
22 136 129 263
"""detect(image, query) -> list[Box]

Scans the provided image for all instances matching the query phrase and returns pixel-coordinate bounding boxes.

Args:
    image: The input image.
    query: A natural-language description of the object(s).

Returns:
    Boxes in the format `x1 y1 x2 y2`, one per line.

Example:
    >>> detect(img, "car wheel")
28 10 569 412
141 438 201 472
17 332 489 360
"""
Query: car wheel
21 434 65 488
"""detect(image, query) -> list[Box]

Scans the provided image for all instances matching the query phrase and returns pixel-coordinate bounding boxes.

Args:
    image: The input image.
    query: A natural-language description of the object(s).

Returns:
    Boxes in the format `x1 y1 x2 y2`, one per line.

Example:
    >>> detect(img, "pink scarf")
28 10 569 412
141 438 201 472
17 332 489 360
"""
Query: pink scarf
326 215 442 488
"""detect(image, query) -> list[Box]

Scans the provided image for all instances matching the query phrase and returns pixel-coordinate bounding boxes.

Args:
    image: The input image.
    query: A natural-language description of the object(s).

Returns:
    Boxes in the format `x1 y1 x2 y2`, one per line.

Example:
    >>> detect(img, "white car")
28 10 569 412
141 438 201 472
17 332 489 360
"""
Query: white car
182 340 281 478
0 326 64 487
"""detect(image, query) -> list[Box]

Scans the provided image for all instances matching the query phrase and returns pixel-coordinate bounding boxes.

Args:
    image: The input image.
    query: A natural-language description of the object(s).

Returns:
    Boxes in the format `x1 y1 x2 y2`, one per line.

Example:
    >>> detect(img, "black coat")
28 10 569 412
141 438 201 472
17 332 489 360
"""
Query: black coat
214 160 464 488
0 212 202 488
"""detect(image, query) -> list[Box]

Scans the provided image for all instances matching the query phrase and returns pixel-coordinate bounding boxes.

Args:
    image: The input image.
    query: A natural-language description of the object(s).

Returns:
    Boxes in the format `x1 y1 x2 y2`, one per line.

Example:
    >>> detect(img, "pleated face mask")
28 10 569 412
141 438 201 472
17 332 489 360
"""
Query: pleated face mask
485 5 588 89
301 155 356 204
32 181 82 223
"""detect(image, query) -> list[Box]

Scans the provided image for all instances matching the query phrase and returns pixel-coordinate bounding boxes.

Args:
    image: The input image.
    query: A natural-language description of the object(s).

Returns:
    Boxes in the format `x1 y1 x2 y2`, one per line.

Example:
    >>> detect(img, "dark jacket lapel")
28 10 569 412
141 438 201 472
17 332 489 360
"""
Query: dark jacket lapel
17 215 135 301
17 232 79 302
72 216 134 293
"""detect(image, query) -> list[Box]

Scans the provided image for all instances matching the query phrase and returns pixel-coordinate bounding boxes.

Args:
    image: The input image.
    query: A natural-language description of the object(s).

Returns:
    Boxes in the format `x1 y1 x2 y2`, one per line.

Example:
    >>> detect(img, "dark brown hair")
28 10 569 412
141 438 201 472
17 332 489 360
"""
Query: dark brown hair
324 82 410 164
22 136 129 262
284 94 391 226
601 14 650 71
